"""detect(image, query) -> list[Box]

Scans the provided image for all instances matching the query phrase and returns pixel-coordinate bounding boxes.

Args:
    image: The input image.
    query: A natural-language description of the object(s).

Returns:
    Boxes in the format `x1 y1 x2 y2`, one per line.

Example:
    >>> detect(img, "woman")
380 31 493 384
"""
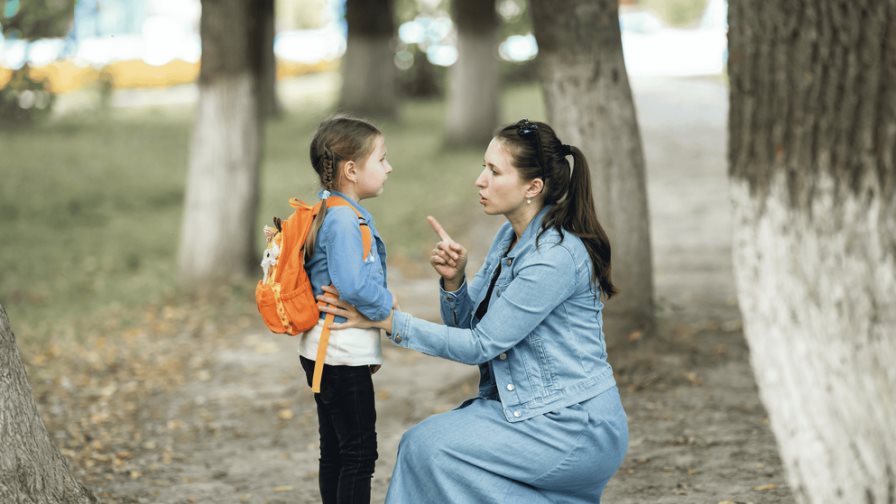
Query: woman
318 119 628 503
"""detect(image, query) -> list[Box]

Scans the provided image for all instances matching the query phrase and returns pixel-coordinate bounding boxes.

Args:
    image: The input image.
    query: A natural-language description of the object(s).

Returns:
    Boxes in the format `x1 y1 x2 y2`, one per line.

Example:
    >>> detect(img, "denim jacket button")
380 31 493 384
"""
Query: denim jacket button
394 334 402 343
505 258 512 266
513 410 521 418
506 383 515 391
498 352 507 360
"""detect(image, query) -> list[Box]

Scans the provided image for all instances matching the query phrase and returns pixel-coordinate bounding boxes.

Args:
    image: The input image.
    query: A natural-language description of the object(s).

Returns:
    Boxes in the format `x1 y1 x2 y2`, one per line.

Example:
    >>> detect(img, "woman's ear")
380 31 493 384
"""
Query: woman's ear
342 160 358 183
526 178 545 199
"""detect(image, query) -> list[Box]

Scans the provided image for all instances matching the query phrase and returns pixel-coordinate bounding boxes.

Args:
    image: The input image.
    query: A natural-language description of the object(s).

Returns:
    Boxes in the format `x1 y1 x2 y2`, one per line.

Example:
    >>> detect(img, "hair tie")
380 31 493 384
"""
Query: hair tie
561 144 573 156
320 190 331 200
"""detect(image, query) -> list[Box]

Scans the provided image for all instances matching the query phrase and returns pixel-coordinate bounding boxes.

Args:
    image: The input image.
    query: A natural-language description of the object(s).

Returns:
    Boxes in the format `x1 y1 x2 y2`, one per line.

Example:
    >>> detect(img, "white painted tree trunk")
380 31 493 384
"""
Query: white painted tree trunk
178 0 262 284
339 0 397 117
731 176 896 503
0 305 96 503
530 0 654 330
179 73 260 283
340 35 397 117
445 0 499 146
729 1 896 501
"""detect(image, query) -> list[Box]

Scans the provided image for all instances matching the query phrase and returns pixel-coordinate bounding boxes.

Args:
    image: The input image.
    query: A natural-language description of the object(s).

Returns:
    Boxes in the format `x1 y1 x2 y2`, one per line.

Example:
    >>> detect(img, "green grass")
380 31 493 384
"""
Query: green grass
0 76 544 348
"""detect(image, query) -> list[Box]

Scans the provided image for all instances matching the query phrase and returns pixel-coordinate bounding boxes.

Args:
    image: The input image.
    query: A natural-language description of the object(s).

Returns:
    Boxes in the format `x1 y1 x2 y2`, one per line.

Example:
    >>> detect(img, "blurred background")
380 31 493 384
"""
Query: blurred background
3 1 799 503
1 0 728 348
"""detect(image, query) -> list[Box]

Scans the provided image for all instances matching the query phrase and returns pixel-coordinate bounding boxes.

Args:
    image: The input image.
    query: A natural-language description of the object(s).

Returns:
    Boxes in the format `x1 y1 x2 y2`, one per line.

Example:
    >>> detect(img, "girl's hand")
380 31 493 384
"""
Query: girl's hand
427 216 467 288
317 285 393 332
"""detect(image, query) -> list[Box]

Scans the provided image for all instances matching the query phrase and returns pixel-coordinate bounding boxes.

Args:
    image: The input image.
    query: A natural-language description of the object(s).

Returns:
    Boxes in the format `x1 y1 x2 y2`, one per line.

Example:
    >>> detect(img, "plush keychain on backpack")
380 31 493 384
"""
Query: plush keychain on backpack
261 217 283 284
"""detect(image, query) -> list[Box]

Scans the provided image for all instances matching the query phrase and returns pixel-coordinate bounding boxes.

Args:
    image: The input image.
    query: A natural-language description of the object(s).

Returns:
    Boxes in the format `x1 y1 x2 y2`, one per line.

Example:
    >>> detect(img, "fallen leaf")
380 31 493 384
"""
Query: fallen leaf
627 330 643 342
754 483 778 491
685 371 702 385
278 408 294 420
273 485 293 493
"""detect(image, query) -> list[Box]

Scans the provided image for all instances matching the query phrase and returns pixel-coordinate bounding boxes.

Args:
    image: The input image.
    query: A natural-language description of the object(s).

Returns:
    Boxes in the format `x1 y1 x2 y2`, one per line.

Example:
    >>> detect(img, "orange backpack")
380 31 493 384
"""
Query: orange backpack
255 195 372 392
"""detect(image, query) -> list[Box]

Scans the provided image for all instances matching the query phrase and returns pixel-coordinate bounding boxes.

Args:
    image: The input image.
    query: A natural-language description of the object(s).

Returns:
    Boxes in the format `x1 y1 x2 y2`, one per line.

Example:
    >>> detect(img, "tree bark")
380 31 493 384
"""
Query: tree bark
0 305 96 503
530 0 654 331
728 1 896 502
252 0 281 119
444 0 499 146
179 0 263 283
339 0 397 117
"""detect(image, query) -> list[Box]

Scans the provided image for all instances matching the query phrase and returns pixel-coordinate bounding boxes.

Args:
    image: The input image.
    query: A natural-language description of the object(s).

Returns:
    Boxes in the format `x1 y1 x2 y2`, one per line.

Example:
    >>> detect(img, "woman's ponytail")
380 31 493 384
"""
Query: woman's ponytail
563 146 616 298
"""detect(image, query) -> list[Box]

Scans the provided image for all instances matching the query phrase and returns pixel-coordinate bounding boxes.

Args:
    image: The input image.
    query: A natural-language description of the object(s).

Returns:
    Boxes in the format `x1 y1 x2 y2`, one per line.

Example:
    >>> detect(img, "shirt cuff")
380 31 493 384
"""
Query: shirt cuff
389 310 413 348
439 277 467 304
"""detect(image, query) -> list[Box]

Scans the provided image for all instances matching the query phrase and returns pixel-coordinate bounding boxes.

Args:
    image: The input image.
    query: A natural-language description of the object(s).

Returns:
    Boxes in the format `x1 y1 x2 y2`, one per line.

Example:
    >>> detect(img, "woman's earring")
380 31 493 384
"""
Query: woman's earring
527 198 532 205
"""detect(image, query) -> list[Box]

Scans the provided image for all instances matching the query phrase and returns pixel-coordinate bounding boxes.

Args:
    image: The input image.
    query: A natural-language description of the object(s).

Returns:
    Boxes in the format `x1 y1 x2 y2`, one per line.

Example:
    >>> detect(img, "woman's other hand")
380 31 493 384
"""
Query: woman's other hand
318 285 393 332
427 216 467 290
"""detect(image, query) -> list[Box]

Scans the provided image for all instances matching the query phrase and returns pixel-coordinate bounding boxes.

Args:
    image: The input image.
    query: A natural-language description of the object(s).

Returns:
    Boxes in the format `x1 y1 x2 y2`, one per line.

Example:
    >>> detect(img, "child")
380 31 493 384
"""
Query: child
298 115 393 504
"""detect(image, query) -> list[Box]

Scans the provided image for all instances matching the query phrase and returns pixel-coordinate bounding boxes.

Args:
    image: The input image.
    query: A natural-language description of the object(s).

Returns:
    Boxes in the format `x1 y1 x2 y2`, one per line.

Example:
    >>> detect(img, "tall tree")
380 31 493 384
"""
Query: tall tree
339 0 397 117
444 0 499 146
728 1 896 502
178 0 263 283
0 306 96 503
529 0 654 331
252 0 282 119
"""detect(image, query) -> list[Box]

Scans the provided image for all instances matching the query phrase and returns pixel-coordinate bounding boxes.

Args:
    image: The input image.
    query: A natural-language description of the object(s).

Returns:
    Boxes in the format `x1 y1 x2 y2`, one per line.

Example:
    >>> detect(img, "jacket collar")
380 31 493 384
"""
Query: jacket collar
320 190 376 226
495 205 553 259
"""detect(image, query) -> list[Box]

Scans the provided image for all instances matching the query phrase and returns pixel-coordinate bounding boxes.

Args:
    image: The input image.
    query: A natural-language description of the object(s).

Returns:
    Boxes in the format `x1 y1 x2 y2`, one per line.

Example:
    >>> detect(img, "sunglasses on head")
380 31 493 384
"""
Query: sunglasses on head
515 119 547 180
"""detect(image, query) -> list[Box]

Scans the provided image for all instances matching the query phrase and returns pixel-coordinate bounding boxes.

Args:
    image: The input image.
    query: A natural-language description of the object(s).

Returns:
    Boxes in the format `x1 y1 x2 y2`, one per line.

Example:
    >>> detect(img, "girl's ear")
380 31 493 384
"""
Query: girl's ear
342 160 358 183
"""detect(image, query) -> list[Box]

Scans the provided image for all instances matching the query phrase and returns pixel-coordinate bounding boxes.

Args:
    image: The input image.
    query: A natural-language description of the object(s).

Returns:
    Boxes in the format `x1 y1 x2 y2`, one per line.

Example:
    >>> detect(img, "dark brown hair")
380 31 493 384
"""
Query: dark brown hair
495 120 617 298
305 115 381 258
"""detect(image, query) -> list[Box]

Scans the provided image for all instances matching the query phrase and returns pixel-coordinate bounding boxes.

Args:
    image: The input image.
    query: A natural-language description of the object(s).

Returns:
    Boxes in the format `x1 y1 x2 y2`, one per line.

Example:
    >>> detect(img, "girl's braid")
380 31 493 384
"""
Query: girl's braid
321 146 336 191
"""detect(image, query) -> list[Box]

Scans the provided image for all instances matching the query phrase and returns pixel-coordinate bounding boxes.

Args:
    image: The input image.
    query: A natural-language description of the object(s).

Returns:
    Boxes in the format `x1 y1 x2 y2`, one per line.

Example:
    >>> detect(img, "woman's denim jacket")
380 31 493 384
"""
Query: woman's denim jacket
390 205 617 423
305 191 391 323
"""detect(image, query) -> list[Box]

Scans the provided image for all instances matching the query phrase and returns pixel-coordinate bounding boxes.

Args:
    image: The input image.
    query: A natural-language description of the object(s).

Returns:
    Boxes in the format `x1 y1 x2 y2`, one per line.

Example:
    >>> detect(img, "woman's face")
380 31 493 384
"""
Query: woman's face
475 138 533 216
355 135 392 199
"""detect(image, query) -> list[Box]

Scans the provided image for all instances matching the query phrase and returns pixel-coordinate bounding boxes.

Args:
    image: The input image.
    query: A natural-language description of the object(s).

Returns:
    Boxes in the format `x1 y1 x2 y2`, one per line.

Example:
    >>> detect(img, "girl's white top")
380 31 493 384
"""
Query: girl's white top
299 319 383 366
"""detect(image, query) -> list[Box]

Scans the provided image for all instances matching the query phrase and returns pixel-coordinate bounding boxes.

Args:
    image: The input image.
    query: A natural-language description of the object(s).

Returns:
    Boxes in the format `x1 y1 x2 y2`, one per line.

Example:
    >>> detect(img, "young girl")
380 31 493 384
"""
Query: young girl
299 115 393 504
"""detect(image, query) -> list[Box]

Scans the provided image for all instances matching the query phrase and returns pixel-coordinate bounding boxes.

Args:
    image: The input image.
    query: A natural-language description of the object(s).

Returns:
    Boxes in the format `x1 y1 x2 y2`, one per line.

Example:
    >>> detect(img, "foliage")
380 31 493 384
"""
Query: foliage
0 67 55 124
0 0 75 40
275 0 332 30
639 0 709 27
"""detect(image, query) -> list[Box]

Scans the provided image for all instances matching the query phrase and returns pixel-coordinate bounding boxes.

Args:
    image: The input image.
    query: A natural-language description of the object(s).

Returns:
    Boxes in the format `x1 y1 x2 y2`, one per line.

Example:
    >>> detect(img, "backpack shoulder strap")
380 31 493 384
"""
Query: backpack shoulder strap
323 196 373 260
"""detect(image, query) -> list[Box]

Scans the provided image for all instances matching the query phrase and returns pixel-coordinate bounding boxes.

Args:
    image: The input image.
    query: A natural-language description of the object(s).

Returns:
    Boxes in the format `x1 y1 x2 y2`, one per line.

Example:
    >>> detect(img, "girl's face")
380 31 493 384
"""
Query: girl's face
355 135 392 200
475 138 535 216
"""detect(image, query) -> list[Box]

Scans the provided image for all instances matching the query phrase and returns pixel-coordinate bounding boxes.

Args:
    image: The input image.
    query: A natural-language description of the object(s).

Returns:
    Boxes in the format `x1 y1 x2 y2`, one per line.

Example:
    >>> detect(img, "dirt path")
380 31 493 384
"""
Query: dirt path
93 76 793 503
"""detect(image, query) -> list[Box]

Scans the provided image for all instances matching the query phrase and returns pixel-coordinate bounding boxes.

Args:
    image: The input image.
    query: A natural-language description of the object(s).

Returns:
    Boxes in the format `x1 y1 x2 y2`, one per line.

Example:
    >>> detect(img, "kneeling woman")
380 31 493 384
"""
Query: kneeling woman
319 120 629 503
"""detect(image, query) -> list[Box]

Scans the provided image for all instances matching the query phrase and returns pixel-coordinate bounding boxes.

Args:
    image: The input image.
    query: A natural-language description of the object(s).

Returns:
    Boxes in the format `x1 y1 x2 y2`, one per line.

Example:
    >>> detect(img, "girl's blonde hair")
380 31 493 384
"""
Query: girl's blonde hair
305 115 382 258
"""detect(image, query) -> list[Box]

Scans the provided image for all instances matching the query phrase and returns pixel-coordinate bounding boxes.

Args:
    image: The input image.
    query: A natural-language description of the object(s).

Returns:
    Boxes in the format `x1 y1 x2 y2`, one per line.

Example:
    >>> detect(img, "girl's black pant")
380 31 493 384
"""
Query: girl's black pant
300 356 378 504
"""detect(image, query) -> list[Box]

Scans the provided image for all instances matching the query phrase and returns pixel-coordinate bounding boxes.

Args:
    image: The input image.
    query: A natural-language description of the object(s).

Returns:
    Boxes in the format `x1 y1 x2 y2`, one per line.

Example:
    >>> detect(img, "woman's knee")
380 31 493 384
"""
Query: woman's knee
396 422 441 466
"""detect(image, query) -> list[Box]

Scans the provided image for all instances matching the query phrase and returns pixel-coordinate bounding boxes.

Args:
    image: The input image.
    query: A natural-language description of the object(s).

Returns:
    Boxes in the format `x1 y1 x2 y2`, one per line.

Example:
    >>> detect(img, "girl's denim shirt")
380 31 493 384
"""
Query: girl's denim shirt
305 191 391 323
390 205 617 422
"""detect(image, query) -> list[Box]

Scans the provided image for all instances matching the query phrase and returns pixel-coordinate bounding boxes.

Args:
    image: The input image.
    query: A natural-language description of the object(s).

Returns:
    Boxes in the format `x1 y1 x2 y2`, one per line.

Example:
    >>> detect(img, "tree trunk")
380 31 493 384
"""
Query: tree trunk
339 0 397 117
0 305 96 503
179 0 263 283
728 2 896 502
252 0 281 119
530 0 654 332
444 0 499 146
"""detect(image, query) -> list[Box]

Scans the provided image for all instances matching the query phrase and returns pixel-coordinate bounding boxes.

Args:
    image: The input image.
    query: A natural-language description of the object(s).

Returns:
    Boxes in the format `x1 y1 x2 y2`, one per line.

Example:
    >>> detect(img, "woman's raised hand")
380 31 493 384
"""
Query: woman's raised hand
427 216 467 289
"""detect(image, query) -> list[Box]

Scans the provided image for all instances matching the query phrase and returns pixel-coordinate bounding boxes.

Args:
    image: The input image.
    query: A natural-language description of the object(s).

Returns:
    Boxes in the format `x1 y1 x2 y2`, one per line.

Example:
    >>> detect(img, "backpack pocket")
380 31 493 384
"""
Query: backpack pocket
256 282 292 334
279 280 320 334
